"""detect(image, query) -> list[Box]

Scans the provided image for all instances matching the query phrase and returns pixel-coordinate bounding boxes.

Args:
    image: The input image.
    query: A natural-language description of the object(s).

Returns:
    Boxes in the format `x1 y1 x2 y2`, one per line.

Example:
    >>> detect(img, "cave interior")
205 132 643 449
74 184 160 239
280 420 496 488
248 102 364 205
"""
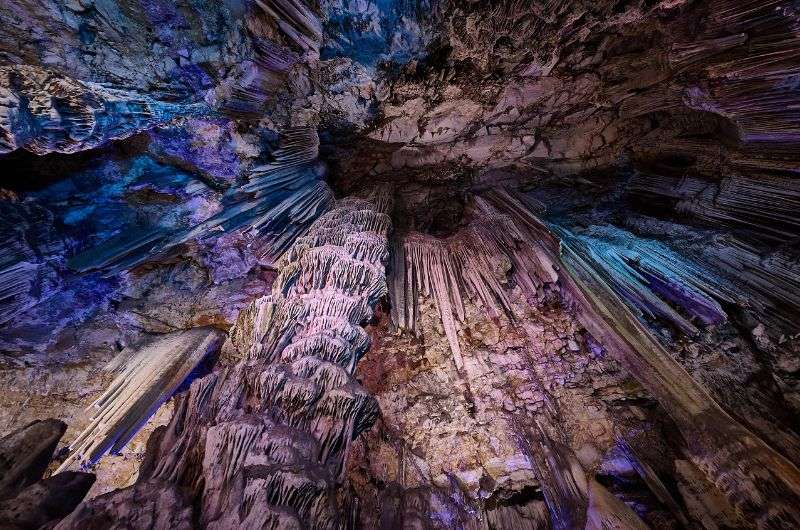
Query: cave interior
1 0 800 528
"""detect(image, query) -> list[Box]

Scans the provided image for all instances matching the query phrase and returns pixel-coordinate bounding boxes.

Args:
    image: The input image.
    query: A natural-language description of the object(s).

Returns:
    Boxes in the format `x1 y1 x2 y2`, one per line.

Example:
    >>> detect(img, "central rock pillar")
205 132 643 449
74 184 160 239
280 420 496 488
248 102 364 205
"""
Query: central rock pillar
57 190 392 529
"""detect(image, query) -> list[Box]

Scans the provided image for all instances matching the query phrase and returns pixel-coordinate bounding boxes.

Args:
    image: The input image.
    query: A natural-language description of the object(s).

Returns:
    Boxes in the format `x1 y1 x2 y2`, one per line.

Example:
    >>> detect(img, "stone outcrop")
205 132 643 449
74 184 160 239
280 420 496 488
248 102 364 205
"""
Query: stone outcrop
56 189 392 528
0 419 68 499
0 420 95 528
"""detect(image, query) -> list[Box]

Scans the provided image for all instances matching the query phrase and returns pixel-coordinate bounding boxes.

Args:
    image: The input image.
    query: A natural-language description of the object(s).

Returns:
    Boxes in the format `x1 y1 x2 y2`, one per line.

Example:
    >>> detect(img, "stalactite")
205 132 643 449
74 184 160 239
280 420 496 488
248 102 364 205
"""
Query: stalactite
448 187 800 527
629 171 800 245
253 0 323 55
625 172 800 339
65 0 330 274
57 188 392 529
551 224 731 336
56 327 224 472
4 0 800 527
677 0 800 145
69 127 334 274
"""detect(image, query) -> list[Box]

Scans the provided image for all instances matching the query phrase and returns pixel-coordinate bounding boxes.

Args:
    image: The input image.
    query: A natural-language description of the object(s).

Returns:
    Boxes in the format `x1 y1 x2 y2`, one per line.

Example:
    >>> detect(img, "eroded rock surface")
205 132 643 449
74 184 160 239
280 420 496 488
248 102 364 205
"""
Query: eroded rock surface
2 0 800 529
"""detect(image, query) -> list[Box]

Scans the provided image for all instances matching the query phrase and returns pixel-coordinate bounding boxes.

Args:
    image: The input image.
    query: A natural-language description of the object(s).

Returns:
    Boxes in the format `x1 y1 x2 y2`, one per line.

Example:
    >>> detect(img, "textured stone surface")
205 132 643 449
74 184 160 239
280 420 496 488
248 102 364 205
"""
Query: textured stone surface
1 0 800 528
0 419 95 528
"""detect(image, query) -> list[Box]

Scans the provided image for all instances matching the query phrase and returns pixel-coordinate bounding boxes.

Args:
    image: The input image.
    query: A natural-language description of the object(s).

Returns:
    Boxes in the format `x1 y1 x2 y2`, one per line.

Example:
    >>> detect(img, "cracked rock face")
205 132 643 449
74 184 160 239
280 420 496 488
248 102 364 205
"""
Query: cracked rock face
2 0 800 529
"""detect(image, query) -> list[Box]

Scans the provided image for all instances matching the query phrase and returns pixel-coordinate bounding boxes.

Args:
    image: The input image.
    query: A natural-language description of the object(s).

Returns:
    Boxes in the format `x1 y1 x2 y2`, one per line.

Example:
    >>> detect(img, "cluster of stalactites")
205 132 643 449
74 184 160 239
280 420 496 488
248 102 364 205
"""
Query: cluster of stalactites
391 189 558 369
550 220 800 528
69 127 334 275
388 187 800 527
550 223 732 337
627 170 800 337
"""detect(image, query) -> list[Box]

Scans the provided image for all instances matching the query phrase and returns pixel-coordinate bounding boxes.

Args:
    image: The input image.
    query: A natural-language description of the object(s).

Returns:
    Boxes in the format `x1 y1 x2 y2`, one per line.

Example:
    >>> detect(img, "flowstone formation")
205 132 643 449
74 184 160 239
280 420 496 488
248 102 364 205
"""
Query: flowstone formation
1 1 800 529
56 191 392 528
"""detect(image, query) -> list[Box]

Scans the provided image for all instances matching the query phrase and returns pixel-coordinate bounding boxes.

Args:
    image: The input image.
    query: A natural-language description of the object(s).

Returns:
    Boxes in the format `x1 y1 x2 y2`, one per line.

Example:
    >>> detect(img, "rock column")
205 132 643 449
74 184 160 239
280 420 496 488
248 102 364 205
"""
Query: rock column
57 191 392 529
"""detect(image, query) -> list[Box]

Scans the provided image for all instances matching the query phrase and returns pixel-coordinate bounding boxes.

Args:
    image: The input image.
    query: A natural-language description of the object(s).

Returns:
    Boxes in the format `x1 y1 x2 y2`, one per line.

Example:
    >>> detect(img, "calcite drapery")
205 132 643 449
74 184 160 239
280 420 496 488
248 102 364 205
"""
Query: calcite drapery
56 188 392 528
56 327 224 473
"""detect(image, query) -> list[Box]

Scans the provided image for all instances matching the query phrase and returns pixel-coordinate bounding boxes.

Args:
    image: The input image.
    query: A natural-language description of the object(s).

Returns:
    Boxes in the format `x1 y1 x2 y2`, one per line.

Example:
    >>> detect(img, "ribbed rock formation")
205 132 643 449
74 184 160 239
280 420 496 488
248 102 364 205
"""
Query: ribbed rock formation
0 197 64 326
56 189 391 528
68 127 332 275
0 65 202 155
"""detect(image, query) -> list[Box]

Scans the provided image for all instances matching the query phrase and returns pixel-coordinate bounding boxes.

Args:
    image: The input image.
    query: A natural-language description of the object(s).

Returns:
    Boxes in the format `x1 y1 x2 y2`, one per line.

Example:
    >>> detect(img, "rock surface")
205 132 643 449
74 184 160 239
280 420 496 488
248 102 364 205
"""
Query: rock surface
1 0 800 528
0 420 95 528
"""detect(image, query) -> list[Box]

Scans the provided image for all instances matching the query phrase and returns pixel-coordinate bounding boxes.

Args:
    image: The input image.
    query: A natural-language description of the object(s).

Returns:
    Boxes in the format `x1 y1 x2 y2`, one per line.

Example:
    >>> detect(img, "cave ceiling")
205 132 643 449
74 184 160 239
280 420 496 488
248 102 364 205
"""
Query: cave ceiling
1 1 800 529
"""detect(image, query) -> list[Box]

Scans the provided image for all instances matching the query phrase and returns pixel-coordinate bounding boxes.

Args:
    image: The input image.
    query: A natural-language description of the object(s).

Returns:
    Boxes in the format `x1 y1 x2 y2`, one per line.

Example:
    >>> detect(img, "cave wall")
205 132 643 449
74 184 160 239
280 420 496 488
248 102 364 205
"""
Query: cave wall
1 0 799 529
